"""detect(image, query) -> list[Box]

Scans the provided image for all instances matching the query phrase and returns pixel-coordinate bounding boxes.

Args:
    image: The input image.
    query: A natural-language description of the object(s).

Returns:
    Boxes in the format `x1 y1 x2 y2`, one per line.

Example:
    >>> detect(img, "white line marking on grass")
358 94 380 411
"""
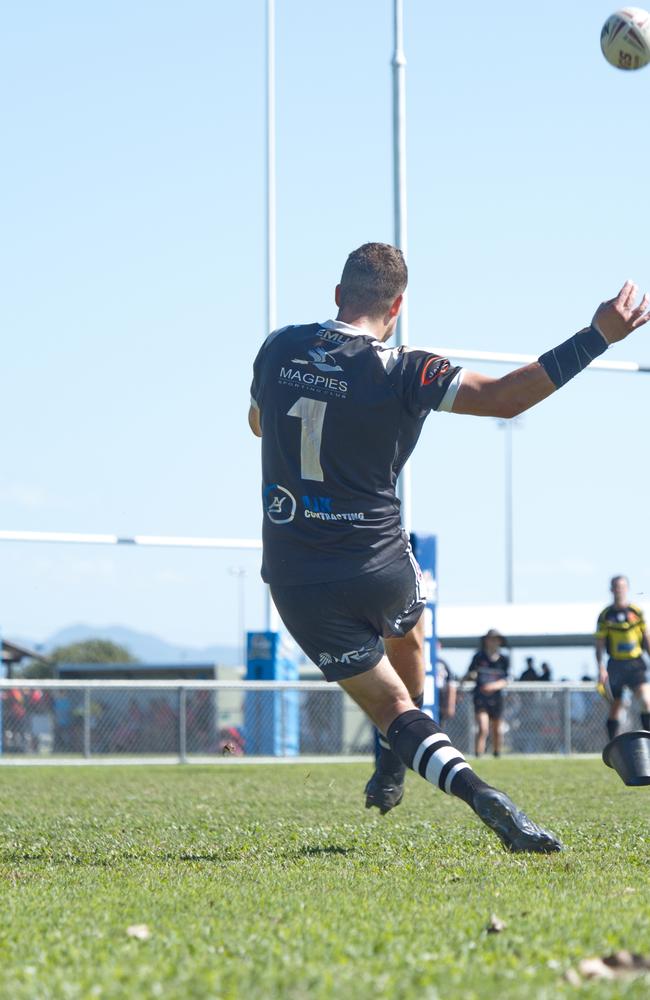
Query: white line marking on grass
0 753 602 767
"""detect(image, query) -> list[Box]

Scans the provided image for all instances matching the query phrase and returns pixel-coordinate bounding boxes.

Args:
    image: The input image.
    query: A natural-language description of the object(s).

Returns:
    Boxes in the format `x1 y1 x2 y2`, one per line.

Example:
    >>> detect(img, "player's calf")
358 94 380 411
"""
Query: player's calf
366 692 424 815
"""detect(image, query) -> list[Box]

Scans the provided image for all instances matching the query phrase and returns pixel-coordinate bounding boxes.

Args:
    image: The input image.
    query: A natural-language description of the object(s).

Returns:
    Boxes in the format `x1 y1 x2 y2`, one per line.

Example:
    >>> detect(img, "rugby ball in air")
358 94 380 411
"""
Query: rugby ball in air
600 7 650 69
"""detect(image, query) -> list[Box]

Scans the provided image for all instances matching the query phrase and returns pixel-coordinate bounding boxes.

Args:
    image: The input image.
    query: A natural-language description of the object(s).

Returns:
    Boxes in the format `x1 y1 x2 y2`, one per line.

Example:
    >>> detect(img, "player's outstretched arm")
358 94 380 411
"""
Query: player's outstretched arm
451 281 650 418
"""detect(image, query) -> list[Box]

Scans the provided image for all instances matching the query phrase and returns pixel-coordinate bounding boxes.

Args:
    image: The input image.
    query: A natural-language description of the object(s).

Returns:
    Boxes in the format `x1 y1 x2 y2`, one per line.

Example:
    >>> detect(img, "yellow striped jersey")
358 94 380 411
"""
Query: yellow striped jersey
596 604 647 660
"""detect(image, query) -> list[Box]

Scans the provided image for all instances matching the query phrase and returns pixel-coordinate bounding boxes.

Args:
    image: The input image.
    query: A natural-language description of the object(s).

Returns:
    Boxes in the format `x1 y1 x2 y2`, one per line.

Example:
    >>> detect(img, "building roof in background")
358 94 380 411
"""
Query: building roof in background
437 601 650 649
1 639 51 664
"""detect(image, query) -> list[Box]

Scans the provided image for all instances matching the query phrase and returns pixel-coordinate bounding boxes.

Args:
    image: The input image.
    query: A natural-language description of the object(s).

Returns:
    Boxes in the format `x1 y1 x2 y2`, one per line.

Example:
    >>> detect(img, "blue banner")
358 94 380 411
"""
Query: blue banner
245 631 299 756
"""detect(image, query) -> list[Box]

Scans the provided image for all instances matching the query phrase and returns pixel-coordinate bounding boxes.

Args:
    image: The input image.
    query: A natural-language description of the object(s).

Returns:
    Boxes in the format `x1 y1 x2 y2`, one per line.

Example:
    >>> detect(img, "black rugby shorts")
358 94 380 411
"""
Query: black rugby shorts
607 657 648 700
473 691 504 720
270 550 425 682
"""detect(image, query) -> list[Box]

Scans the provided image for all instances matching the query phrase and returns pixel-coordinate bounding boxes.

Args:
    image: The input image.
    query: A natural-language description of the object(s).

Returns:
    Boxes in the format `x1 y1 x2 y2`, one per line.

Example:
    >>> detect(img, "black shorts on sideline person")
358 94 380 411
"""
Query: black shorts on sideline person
473 692 504 720
608 657 648 700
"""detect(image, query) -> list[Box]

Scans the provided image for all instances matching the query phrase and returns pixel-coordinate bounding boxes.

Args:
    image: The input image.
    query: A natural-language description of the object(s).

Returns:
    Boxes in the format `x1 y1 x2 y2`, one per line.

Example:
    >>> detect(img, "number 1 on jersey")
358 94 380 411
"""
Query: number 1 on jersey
287 397 327 481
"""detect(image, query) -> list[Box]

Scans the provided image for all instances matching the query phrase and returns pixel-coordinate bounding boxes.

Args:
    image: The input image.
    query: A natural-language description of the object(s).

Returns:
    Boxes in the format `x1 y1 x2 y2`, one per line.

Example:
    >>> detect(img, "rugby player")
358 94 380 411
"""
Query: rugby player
596 575 650 742
249 242 649 852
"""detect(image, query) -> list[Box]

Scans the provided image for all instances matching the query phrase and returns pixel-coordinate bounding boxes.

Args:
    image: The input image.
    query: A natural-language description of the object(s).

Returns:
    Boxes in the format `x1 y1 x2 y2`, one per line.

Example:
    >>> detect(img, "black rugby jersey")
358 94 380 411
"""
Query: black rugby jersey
250 319 463 585
466 652 510 690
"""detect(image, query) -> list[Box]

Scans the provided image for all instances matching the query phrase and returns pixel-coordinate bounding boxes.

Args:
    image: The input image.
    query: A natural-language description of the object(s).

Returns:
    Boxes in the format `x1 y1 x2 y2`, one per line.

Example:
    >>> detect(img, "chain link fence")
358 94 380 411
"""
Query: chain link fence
0 680 640 761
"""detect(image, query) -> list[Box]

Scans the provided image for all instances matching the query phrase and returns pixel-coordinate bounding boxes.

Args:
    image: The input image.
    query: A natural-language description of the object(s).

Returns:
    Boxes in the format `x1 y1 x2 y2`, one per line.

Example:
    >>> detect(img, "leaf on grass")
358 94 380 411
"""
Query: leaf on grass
127 924 151 941
578 958 616 980
486 914 506 934
576 952 650 980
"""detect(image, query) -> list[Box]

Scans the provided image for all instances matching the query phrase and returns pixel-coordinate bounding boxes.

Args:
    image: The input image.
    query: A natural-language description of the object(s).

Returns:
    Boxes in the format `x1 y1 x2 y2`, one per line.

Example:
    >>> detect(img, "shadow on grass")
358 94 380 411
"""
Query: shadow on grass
293 845 353 857
1 843 356 867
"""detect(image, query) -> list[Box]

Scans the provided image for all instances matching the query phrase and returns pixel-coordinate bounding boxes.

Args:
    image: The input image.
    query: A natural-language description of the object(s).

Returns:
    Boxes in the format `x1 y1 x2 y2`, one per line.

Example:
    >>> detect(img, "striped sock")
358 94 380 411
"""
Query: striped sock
374 692 423 776
387 709 491 807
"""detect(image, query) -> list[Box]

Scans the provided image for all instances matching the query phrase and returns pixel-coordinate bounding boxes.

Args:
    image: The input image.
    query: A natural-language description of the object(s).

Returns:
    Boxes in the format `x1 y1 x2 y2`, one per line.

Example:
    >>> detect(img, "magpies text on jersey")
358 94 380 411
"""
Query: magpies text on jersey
278 366 348 397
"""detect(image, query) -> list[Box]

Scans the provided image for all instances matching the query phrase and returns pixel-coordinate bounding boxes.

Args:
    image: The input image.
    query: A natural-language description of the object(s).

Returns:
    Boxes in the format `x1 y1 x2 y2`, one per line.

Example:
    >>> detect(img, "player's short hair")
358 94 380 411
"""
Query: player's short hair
338 243 407 317
610 574 629 590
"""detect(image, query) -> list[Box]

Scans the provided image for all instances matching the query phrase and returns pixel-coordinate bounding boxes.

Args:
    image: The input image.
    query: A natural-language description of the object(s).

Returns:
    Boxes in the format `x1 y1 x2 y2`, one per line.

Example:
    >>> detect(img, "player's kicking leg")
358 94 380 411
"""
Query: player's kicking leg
344 656 563 853
365 616 425 815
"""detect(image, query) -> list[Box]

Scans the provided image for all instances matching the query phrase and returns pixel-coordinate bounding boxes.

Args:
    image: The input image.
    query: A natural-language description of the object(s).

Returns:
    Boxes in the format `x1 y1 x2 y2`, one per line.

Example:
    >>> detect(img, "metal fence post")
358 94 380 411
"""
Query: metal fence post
466 690 474 756
179 687 187 764
83 688 91 759
563 687 572 755
279 687 286 757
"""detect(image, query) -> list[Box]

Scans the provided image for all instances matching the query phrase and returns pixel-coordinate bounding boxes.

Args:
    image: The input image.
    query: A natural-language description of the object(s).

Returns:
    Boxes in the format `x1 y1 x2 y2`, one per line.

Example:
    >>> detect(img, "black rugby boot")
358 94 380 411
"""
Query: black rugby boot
364 766 406 815
472 788 563 853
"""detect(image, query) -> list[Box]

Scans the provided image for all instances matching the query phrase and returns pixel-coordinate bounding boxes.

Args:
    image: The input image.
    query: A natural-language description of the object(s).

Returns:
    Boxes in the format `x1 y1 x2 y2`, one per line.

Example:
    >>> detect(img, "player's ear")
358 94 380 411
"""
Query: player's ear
388 293 403 318
335 284 342 306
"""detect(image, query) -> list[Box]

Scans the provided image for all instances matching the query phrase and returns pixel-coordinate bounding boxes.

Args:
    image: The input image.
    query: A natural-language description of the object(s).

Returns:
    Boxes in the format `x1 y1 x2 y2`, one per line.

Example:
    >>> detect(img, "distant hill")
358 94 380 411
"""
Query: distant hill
39 624 240 666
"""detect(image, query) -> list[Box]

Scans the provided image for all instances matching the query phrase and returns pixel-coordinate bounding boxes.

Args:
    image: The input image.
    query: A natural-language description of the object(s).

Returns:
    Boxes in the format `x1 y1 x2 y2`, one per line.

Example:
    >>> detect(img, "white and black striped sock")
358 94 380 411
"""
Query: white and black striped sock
374 693 423 776
387 709 490 806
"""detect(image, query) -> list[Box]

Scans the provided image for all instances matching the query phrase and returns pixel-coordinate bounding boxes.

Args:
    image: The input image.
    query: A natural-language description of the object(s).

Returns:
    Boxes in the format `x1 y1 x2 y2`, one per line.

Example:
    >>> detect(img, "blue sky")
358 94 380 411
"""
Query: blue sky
2 1 649 677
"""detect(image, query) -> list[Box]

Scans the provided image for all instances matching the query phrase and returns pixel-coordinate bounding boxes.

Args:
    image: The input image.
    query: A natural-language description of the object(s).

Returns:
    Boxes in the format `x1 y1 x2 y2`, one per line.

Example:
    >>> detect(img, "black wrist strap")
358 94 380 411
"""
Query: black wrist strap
538 325 608 389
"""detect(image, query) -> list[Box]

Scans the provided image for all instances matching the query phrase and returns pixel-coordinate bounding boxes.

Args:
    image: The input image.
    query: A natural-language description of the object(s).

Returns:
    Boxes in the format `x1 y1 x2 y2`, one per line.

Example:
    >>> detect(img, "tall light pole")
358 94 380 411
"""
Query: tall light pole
392 0 411 532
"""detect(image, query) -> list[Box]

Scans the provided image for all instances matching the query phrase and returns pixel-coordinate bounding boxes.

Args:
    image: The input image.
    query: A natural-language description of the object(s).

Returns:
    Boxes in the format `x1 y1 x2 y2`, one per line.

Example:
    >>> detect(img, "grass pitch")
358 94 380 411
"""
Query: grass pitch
1 760 650 999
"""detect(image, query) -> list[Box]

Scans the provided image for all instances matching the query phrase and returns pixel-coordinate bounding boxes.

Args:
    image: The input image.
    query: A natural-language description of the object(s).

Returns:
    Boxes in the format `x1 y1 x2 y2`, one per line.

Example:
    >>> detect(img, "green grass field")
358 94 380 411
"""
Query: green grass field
1 759 650 999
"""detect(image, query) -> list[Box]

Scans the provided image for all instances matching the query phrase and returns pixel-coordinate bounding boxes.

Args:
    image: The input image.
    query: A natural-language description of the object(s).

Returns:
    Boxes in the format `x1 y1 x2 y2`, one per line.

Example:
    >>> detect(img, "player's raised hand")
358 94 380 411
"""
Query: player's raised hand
592 281 650 344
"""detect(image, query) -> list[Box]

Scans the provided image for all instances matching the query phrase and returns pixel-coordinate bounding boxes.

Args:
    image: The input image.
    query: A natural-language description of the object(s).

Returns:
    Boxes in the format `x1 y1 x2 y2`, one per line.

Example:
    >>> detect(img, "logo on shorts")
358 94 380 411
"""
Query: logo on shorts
264 484 296 524
318 646 371 668
420 355 450 386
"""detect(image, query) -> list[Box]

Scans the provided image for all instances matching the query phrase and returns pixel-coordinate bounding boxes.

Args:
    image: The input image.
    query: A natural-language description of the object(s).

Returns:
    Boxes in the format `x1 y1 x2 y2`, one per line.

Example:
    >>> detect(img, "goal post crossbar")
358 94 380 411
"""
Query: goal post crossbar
436 347 650 373
0 531 262 551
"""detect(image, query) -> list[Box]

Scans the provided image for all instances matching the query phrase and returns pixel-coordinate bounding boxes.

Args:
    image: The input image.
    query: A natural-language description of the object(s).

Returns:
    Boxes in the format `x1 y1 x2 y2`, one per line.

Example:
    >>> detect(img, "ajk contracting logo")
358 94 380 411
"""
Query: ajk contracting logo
264 484 296 524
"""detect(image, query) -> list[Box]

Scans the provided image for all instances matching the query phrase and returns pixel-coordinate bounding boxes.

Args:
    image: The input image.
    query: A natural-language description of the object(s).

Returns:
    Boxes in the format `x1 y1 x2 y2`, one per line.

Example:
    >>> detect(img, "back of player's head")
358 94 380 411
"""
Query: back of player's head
338 243 407 317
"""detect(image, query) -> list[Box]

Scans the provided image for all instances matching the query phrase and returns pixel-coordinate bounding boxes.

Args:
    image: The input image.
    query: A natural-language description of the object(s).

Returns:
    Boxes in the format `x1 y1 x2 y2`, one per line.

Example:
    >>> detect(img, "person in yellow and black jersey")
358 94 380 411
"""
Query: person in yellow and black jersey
596 575 650 742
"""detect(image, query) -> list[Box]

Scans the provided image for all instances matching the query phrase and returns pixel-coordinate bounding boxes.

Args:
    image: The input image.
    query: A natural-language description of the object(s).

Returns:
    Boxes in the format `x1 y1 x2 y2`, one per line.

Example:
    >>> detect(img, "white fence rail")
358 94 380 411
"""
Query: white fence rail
0 680 626 762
